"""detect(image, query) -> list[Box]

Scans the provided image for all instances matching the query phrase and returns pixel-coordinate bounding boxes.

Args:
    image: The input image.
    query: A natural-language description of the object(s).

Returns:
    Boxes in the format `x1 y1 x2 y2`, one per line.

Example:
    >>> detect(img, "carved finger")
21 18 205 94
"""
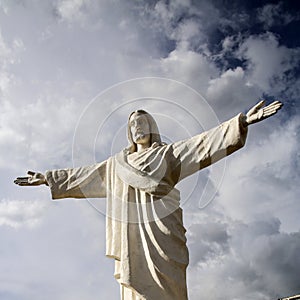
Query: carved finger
265 102 283 111
27 171 35 176
16 178 29 184
254 100 266 110
262 111 275 118
266 102 282 109
18 182 29 186
263 106 278 113
262 110 276 117
264 103 282 110
16 176 30 180
274 103 283 110
271 100 282 105
14 179 29 185
247 100 266 117
263 106 281 115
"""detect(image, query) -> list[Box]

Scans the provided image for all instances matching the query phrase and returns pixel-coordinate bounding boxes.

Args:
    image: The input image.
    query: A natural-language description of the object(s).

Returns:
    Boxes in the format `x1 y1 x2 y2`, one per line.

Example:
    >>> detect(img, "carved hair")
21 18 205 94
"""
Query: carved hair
127 110 163 153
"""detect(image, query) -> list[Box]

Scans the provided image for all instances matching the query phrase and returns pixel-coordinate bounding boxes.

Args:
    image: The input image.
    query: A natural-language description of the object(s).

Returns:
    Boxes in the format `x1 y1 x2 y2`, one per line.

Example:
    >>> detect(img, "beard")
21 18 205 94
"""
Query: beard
135 133 145 141
133 132 150 144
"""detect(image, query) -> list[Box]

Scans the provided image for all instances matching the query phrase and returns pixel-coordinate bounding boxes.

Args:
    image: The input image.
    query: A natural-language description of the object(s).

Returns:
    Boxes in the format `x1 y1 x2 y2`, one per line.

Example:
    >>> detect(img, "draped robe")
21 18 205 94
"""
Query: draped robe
45 114 247 300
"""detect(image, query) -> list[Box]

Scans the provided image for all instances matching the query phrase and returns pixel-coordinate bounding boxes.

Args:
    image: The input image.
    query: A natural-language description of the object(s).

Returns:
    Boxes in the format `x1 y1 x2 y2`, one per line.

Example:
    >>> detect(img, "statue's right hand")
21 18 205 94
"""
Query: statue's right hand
14 171 48 186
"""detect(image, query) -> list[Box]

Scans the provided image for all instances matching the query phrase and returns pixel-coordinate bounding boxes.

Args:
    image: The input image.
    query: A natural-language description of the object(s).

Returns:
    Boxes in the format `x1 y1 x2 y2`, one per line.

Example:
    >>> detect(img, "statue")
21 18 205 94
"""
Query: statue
14 100 282 300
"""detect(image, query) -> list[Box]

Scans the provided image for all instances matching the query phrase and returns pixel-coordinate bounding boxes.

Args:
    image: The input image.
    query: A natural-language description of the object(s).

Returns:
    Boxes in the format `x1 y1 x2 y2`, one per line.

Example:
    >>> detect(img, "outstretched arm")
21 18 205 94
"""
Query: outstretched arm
243 100 283 126
14 171 48 186
14 161 107 199
172 113 248 181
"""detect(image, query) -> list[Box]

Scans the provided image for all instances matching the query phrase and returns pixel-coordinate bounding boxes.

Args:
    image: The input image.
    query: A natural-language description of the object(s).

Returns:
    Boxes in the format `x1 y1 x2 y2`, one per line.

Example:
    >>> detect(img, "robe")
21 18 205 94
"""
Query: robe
45 114 247 300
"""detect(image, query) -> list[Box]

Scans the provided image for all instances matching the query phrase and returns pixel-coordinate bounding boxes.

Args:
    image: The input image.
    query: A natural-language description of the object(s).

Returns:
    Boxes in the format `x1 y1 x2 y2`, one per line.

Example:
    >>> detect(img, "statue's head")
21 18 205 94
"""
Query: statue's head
127 110 162 153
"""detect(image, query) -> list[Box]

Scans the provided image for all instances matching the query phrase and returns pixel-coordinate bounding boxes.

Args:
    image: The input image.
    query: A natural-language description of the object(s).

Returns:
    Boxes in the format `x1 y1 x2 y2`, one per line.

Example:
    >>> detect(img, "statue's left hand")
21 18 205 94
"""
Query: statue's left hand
14 171 48 186
244 100 283 126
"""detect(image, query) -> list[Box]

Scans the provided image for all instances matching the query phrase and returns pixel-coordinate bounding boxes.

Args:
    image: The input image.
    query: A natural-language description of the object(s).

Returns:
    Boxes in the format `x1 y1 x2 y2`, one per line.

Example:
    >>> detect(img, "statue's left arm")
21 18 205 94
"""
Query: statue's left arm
172 100 282 181
242 100 282 126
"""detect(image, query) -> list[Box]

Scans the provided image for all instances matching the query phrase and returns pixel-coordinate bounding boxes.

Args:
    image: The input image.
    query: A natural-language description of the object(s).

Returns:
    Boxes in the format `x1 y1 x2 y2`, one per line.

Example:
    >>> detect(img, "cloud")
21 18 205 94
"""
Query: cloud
187 217 300 299
151 1 206 50
0 200 118 300
257 2 299 29
0 30 24 96
216 115 300 229
160 48 219 92
229 219 300 298
0 2 9 15
188 221 229 265
206 66 261 119
0 95 79 172
237 32 300 97
0 198 48 228
0 1 299 300
55 0 90 23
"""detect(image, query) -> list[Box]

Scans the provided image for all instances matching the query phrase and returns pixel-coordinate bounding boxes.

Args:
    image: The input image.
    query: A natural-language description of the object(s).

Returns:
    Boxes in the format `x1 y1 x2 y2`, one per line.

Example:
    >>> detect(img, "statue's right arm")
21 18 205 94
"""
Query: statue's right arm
14 171 48 186
14 160 107 199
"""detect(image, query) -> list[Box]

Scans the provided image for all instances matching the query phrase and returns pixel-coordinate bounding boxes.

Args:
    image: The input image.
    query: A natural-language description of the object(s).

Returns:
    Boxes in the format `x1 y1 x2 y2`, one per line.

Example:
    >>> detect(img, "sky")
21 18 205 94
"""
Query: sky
0 0 299 299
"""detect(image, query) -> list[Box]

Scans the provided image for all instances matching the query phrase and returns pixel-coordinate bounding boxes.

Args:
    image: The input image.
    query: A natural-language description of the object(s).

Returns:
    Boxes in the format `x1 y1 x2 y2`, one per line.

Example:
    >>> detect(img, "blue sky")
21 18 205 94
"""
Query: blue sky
0 1 299 299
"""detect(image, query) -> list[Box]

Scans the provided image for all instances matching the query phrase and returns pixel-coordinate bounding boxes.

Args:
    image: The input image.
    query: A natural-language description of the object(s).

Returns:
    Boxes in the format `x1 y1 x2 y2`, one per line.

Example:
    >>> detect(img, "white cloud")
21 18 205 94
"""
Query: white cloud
215 115 300 230
171 19 203 49
0 31 10 60
0 200 118 300
237 32 300 95
206 67 261 119
0 1 299 299
0 30 24 96
160 48 219 93
153 0 193 35
56 0 90 23
149 0 220 52
258 2 299 29
222 35 236 52
0 1 9 15
0 94 79 171
0 198 48 228
0 29 24 67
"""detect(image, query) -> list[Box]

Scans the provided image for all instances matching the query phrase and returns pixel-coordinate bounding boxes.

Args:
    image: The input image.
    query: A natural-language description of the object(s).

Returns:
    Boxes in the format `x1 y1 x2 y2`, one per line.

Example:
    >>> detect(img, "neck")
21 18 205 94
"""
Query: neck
136 143 150 152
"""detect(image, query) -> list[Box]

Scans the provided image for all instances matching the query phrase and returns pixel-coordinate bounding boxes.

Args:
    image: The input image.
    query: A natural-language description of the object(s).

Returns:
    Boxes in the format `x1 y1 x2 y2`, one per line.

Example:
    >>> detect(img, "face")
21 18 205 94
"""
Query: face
129 113 151 146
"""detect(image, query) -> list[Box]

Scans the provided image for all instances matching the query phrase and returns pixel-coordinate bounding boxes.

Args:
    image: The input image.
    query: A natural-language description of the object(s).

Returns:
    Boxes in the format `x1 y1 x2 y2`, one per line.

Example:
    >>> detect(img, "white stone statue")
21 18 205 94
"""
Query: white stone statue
14 100 282 300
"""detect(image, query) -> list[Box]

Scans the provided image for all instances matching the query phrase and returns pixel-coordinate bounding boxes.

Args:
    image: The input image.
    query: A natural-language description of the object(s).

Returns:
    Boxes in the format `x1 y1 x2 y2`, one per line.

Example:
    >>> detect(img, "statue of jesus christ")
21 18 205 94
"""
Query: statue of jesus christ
15 100 282 300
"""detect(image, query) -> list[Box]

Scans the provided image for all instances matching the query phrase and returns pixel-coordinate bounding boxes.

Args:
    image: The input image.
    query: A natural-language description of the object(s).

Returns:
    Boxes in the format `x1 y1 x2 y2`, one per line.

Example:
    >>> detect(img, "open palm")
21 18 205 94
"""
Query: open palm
14 171 47 186
245 100 283 125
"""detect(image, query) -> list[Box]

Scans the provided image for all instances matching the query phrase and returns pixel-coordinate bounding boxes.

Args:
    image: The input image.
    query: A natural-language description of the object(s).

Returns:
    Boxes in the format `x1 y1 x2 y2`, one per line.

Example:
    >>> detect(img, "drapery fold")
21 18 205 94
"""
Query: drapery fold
45 114 247 300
